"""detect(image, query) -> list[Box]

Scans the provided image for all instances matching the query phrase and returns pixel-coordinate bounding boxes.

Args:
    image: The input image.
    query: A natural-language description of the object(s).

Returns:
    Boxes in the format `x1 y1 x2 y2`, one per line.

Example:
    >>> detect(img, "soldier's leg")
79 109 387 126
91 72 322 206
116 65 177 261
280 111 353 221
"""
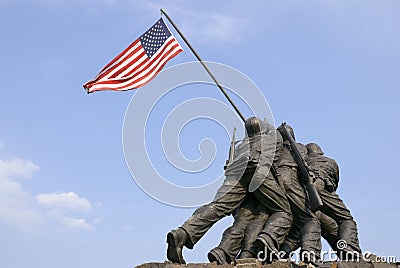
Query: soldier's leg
250 175 293 263
167 172 250 264
238 203 269 259
276 167 322 264
280 221 301 257
180 174 250 247
281 212 338 260
315 211 338 251
315 178 361 257
337 220 361 257
208 196 258 264
300 217 322 265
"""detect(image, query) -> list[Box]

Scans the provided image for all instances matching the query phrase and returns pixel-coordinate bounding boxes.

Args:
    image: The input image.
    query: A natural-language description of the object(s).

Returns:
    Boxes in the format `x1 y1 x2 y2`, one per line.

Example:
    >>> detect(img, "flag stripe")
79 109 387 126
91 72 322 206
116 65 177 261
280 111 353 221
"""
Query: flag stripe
99 39 141 74
83 18 183 93
89 38 178 87
112 44 182 90
100 43 144 80
89 45 182 91
86 41 142 86
88 39 182 92
111 38 178 82
101 37 177 82
89 48 183 92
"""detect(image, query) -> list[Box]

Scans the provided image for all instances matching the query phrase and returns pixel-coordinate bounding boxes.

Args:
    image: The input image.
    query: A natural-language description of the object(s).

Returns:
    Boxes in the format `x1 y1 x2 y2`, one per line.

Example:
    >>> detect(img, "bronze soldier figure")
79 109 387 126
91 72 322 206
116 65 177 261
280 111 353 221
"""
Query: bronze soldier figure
305 142 361 260
249 125 321 264
166 117 292 264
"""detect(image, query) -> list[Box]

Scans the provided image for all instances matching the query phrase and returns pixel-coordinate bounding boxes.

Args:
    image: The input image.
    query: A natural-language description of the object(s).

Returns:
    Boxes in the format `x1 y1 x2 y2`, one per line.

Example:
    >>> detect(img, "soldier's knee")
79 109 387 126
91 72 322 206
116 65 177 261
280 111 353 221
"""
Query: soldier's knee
270 211 293 227
194 203 229 219
339 219 358 233
233 206 254 221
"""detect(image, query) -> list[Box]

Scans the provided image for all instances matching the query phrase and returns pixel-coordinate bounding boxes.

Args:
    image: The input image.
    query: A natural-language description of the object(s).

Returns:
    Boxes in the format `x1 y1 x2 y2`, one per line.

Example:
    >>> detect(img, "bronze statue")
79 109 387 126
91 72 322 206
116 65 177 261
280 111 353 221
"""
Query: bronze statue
165 121 364 266
251 124 321 265
280 210 339 257
166 117 292 264
208 127 357 266
208 201 339 264
305 142 361 260
207 195 269 264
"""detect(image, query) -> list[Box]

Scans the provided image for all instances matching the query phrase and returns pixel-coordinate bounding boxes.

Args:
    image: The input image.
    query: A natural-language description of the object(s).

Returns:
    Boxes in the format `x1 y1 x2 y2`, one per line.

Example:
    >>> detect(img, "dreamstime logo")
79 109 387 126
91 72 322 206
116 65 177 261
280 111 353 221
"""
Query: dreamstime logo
122 61 275 207
336 239 347 250
256 240 397 264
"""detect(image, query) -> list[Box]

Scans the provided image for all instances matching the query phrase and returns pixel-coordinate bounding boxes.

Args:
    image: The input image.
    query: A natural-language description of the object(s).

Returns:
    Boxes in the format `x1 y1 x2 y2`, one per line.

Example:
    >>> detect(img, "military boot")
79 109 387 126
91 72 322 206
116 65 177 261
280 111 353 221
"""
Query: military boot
166 228 188 264
237 250 254 259
208 247 230 265
250 236 277 264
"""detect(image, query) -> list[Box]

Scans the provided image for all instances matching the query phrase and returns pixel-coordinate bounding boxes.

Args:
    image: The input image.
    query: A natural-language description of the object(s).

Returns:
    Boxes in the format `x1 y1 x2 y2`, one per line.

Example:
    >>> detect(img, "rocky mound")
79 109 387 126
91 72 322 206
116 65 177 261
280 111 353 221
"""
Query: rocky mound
136 256 399 268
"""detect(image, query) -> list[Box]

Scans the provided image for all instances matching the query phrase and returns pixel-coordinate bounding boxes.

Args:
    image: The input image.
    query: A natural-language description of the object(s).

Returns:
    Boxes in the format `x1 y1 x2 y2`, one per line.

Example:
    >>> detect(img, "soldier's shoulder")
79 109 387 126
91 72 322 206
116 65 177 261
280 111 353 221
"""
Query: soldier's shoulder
322 154 338 165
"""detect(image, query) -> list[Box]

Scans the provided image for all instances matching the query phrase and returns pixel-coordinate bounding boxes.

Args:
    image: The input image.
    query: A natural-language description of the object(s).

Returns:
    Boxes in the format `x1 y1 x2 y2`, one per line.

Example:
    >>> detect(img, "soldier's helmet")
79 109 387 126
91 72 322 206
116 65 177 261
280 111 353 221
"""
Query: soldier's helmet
277 124 295 141
245 117 267 137
306 143 324 155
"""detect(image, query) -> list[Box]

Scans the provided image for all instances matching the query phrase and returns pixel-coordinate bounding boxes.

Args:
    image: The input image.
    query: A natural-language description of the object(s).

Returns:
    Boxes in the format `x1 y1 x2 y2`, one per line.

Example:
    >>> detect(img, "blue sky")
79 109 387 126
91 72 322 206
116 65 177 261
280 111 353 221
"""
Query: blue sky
1 1 399 267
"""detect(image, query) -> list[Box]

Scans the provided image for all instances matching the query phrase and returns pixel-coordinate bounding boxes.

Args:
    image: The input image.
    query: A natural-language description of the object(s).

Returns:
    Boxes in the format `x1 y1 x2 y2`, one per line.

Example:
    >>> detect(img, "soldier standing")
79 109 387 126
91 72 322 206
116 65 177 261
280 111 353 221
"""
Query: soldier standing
249 124 321 264
305 143 361 260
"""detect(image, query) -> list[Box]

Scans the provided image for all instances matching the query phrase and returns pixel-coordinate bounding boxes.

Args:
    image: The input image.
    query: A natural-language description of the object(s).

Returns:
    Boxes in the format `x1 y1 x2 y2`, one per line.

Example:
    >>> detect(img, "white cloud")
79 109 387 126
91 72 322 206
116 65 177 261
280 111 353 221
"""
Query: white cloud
61 216 94 230
0 156 97 231
0 159 42 230
36 192 92 211
47 209 94 231
37 192 98 231
0 159 40 179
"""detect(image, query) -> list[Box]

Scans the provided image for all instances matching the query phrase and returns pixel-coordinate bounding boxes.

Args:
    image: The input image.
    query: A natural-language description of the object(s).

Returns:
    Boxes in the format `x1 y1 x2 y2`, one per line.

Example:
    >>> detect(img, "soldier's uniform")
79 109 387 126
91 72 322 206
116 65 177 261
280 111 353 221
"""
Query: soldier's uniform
207 195 269 264
208 197 339 264
281 210 339 256
166 117 293 264
254 125 321 264
306 143 361 258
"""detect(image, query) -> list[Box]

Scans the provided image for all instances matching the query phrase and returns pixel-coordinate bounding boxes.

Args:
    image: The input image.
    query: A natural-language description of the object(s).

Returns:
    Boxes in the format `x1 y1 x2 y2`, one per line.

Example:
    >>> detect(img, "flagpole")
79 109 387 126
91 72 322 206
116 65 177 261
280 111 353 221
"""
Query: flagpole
161 8 246 123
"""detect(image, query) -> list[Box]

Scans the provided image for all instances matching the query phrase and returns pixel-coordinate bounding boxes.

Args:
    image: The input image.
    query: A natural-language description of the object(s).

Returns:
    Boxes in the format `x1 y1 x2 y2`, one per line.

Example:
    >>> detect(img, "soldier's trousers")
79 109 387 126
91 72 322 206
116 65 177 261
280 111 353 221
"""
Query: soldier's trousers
274 166 321 260
209 196 269 261
315 178 361 255
282 210 338 253
211 202 339 262
180 169 292 255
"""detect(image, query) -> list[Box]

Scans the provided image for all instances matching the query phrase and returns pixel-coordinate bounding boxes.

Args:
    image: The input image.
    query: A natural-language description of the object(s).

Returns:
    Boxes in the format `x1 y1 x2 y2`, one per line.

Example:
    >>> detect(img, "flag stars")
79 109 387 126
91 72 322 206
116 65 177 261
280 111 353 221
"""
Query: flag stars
140 18 172 58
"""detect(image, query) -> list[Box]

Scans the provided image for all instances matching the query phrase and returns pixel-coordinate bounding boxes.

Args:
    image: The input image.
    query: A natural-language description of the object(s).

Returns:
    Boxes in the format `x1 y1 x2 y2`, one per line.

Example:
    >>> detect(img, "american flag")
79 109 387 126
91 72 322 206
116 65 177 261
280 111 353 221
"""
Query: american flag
83 18 183 93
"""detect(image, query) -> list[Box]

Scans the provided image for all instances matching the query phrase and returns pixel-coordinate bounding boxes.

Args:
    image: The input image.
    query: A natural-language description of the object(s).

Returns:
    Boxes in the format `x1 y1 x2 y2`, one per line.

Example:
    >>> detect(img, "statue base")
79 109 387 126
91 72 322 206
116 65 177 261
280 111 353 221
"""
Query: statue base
136 257 399 268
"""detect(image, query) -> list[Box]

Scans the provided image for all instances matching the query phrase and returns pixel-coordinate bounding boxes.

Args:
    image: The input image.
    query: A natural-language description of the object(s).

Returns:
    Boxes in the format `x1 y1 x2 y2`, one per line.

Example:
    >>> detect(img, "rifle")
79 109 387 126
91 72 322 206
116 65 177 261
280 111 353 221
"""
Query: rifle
279 122 323 212
225 127 237 167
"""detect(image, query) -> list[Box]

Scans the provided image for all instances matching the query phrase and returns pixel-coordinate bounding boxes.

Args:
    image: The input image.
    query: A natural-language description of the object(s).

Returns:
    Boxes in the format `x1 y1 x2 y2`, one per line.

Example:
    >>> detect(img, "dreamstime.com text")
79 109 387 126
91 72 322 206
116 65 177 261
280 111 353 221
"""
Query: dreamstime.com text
257 248 397 263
